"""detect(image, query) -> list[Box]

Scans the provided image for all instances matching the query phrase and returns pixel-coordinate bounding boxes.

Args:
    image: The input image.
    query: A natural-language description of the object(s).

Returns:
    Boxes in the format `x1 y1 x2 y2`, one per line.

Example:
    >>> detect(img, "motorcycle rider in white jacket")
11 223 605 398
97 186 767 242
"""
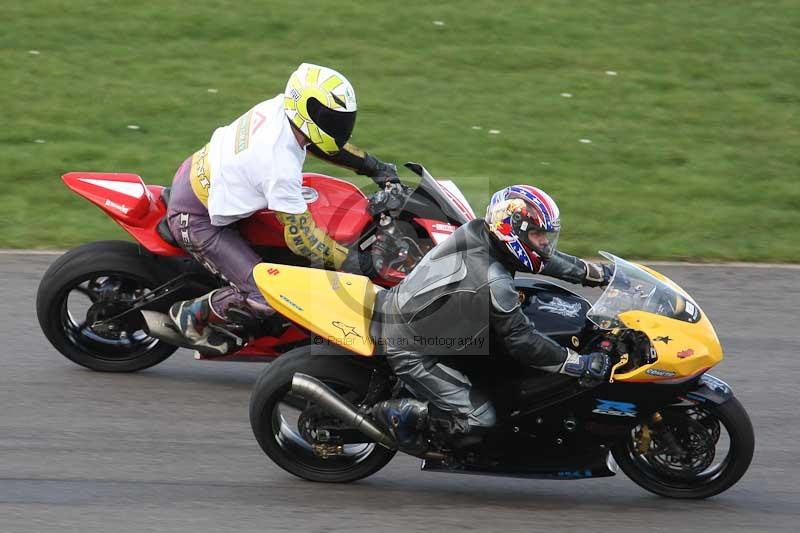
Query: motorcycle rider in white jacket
165 63 397 356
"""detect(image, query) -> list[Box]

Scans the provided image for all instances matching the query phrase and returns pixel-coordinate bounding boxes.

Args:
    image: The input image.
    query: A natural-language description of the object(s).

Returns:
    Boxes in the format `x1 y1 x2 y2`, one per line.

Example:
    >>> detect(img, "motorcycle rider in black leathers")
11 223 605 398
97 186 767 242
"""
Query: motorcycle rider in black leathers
370 185 612 448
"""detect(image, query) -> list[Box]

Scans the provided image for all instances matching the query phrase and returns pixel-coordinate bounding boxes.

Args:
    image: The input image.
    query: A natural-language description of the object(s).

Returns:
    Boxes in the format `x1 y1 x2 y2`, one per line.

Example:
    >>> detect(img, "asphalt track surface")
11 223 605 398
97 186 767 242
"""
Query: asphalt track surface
1 253 799 532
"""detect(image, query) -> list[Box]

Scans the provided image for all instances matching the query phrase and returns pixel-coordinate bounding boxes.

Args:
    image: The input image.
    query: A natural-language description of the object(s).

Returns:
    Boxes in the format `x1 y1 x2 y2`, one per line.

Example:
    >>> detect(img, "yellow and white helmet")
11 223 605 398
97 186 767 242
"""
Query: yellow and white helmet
284 63 357 155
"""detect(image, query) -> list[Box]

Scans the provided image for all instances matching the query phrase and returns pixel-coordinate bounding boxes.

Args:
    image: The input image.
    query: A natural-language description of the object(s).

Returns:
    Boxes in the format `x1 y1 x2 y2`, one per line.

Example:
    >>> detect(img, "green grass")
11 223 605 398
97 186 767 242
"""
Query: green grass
2 0 798 261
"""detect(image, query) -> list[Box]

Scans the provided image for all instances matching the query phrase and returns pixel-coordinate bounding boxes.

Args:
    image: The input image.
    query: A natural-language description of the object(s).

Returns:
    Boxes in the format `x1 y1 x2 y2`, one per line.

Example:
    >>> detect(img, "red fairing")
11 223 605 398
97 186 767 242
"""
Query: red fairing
195 325 309 361
413 218 458 245
62 172 185 256
239 173 371 246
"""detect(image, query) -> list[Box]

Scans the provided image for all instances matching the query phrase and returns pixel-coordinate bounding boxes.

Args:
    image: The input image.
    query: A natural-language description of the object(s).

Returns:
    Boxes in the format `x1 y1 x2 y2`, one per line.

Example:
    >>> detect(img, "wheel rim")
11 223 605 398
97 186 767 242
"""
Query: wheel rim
270 382 378 473
623 405 734 490
60 273 161 362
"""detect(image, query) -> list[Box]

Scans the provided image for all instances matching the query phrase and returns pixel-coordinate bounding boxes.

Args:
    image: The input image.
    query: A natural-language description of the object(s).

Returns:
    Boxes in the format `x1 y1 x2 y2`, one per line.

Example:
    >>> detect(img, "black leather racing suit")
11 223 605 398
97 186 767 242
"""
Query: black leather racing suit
374 219 604 429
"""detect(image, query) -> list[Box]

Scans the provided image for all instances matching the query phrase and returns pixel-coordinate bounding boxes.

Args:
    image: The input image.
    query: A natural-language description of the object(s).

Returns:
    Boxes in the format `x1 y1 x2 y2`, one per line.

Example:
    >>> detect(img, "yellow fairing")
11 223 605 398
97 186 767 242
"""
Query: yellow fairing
612 306 723 383
253 263 378 356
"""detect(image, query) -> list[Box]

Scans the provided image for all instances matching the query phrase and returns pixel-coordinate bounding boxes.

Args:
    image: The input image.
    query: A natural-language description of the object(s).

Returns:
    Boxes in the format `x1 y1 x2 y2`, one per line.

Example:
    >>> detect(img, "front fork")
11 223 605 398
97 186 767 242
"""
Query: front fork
638 411 686 458
635 373 733 457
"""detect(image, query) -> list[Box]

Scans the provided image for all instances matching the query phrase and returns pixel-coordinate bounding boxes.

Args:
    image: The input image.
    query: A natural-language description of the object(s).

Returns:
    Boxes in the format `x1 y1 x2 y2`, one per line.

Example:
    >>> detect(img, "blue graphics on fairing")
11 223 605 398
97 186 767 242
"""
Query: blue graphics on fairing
700 374 731 396
557 469 594 478
685 392 707 403
685 374 733 405
593 399 638 417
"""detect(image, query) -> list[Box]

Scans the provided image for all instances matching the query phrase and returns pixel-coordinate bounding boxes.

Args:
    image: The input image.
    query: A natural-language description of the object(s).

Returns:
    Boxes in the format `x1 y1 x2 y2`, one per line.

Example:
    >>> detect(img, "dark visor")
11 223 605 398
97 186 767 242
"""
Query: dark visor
307 97 356 148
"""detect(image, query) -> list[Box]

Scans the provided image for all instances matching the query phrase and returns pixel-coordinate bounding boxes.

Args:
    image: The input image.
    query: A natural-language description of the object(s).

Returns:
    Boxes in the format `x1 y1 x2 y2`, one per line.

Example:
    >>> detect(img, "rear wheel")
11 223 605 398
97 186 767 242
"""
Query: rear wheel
613 397 754 499
250 344 396 482
37 241 181 372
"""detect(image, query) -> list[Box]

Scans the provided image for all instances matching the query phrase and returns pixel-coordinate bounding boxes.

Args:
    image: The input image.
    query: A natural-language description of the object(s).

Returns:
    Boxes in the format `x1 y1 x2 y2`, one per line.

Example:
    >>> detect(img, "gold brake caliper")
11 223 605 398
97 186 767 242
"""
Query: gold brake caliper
312 443 344 459
637 412 663 455
637 424 652 454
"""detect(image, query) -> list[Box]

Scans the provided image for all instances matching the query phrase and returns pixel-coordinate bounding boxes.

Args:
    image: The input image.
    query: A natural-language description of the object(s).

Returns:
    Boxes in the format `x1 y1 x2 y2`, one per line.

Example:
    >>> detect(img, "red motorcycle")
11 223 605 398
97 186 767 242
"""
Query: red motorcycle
36 163 474 372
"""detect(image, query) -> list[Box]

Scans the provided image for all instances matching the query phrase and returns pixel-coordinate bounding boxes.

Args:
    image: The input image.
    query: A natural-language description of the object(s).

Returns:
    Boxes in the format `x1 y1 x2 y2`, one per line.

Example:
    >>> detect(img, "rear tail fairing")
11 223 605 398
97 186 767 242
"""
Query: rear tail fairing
62 172 184 256
253 263 380 356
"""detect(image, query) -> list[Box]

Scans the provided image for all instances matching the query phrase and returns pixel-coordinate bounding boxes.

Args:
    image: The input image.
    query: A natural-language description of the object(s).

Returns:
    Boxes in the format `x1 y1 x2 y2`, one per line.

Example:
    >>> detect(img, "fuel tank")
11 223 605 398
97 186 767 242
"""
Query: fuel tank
514 278 595 352
444 278 596 381
238 173 372 246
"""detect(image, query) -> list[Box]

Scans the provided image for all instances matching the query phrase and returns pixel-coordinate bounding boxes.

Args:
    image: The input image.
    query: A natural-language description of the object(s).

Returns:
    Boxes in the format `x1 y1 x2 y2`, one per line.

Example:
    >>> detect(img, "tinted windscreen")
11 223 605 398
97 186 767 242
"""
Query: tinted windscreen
404 163 473 226
587 252 701 329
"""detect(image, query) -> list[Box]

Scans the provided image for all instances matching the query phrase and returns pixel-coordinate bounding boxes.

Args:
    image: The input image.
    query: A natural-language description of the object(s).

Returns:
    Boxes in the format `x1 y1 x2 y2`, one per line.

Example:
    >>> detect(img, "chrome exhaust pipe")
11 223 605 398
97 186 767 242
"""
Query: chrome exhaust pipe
141 310 191 348
291 373 397 449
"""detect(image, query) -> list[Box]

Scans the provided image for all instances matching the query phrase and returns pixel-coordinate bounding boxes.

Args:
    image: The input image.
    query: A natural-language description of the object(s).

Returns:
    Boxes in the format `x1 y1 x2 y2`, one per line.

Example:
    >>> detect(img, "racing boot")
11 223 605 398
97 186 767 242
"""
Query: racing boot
168 290 244 356
370 399 429 453
426 402 498 451
427 404 483 449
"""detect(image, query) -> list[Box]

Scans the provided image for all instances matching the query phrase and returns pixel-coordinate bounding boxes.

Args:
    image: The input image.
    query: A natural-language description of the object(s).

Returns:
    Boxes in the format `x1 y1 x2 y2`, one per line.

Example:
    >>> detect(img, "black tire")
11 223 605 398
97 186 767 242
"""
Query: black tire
613 397 754 499
36 240 181 372
250 344 396 483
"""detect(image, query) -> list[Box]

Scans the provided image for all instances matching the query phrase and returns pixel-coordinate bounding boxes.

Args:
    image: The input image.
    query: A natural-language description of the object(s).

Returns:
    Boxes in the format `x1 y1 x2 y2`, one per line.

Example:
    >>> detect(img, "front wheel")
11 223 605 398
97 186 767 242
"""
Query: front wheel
250 344 396 483
36 241 181 372
613 397 754 499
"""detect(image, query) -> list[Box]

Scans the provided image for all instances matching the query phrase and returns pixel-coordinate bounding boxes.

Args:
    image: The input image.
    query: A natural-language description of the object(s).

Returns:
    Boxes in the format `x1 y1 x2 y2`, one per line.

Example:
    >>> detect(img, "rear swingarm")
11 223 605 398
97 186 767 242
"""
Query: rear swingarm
88 272 211 330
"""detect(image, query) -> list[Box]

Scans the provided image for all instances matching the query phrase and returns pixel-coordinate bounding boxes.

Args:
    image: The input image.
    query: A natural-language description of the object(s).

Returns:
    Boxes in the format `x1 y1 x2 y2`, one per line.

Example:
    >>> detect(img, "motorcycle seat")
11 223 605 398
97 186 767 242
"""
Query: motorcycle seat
160 186 172 208
155 187 180 248
156 217 179 248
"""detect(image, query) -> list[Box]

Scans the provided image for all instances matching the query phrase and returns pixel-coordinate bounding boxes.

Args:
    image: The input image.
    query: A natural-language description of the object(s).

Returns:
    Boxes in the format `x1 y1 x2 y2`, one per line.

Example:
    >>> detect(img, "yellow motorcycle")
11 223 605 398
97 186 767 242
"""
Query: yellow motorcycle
248 252 754 498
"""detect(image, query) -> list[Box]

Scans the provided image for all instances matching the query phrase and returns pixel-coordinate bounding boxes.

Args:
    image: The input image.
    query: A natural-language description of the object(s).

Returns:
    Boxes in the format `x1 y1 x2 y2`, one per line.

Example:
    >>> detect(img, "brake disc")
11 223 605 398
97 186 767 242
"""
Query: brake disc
647 412 716 479
687 406 721 445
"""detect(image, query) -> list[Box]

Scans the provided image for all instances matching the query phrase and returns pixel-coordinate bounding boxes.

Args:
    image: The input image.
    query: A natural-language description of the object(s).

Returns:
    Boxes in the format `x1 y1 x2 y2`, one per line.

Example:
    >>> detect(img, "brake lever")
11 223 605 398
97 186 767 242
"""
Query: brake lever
608 353 629 383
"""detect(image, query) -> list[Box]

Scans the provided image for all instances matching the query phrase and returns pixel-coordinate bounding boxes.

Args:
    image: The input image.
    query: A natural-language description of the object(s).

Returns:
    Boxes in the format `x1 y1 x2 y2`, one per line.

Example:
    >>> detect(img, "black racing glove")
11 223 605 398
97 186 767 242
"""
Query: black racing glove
372 160 399 186
359 154 399 186
559 349 610 387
